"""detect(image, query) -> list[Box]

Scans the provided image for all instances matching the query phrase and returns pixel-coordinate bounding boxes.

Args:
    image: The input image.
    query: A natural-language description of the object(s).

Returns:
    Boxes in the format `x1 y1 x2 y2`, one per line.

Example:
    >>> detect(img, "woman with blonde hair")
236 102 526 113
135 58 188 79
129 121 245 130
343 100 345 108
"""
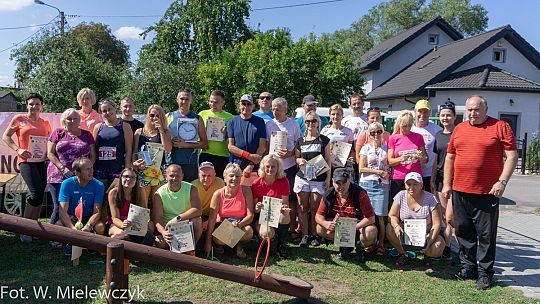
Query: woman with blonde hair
252 154 291 258
293 110 332 247
133 105 172 205
205 163 254 258
387 110 427 200
76 88 101 132
321 104 356 176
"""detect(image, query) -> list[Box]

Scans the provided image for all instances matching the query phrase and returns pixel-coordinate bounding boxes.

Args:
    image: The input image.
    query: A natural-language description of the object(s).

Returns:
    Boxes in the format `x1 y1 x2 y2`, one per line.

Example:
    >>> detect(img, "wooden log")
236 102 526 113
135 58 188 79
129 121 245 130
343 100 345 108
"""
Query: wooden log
0 214 312 299
106 242 125 304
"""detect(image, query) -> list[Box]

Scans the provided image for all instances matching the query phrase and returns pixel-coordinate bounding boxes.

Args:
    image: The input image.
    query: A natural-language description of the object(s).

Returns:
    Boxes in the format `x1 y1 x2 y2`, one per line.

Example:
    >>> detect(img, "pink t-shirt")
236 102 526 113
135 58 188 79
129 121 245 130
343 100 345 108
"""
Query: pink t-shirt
78 109 101 132
47 128 95 183
251 177 290 204
217 187 247 223
388 132 425 180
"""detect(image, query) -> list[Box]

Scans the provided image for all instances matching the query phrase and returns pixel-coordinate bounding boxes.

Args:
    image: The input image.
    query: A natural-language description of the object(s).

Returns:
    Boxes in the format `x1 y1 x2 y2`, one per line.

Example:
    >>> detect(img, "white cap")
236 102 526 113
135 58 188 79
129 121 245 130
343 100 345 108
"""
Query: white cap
405 172 423 184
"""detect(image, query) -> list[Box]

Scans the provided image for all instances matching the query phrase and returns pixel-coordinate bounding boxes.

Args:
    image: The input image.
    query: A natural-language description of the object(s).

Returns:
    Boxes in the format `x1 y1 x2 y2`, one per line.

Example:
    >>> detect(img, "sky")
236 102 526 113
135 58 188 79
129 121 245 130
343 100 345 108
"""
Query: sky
0 0 538 87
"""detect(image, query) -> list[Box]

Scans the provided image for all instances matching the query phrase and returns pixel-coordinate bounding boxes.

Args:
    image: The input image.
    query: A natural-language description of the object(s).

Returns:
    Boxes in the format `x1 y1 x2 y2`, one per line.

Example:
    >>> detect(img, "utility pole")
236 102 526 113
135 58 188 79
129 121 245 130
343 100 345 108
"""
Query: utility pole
34 0 65 36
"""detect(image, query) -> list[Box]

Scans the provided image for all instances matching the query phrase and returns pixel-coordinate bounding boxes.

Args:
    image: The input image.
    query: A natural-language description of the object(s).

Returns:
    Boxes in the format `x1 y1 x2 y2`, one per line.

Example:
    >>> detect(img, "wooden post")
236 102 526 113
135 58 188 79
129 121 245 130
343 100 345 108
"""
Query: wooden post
106 242 125 304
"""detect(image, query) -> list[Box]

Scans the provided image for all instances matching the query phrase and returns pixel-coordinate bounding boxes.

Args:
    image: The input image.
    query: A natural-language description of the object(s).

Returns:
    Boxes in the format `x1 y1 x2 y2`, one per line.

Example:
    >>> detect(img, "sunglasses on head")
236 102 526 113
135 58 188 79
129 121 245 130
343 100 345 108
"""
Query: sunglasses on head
367 107 380 111
305 119 318 124
149 113 159 118
259 96 272 100
370 130 383 136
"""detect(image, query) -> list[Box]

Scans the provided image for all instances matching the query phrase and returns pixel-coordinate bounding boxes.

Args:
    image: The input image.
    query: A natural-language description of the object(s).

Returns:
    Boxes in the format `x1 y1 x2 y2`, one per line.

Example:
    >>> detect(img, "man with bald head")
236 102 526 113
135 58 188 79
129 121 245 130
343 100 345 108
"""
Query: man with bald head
252 92 274 121
442 95 517 290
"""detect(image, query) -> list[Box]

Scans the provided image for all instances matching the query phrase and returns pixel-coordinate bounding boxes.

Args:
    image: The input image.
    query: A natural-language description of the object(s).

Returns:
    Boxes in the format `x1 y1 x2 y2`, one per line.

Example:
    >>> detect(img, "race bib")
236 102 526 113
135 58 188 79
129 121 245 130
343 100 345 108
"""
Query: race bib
98 146 117 161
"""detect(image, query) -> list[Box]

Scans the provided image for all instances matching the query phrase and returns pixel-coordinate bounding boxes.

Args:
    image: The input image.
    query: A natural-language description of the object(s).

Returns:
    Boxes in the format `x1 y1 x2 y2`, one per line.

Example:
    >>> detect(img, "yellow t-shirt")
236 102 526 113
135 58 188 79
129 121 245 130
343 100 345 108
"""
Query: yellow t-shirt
192 177 225 216
156 181 192 223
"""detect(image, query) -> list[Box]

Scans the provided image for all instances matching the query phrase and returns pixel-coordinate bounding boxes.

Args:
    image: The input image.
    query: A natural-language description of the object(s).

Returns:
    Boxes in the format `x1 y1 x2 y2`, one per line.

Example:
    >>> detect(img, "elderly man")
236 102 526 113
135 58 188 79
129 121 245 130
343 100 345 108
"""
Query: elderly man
56 157 105 253
411 99 442 192
442 95 517 290
315 168 377 264
192 161 225 225
252 91 274 121
296 95 329 134
167 89 208 182
227 94 267 178
153 164 203 250
198 90 234 178
120 97 144 134
342 93 368 139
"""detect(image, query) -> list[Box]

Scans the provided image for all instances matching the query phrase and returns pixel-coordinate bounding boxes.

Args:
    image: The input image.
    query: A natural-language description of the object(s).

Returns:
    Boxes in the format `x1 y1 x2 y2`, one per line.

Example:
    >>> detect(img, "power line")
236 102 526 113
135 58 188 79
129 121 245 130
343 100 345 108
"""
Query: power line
0 17 57 55
0 22 56 31
67 14 161 18
253 0 346 11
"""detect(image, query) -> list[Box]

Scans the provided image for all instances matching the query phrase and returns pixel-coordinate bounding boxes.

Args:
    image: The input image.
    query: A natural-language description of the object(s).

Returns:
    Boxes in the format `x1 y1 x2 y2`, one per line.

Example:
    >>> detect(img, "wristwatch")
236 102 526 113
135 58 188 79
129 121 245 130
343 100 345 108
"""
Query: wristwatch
499 179 508 186
176 215 182 222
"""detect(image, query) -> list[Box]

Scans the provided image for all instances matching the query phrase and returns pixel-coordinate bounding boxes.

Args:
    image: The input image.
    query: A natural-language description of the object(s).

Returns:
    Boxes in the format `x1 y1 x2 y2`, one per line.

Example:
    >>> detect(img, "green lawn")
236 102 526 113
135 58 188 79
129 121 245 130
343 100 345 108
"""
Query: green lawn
0 229 535 304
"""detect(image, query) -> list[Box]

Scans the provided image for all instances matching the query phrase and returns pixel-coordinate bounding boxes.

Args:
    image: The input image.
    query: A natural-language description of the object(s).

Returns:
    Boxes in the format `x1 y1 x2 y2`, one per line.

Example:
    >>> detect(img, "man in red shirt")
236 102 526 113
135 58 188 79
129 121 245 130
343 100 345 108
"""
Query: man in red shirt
442 95 517 290
315 168 377 264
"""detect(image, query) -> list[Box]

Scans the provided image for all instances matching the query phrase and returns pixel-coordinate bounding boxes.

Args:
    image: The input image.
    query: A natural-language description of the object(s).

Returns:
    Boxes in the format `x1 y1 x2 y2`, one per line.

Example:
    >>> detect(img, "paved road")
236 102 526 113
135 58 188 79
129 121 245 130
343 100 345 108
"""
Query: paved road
499 174 540 214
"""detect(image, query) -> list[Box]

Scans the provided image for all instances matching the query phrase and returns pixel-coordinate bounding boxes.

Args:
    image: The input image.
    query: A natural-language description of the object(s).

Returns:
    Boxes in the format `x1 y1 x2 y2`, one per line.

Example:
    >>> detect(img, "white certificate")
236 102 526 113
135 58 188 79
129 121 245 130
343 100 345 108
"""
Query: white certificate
212 220 246 248
259 196 283 228
334 217 357 248
269 131 288 155
124 204 150 237
332 141 352 167
206 117 225 142
403 219 427 247
169 220 195 253
177 118 199 143
145 142 165 167
27 135 48 162
300 154 330 180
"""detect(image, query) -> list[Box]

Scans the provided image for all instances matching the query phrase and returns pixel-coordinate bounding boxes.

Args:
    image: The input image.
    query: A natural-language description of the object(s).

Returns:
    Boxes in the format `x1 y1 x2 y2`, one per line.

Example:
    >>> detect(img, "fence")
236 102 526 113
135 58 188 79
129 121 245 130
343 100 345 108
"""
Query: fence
517 132 540 174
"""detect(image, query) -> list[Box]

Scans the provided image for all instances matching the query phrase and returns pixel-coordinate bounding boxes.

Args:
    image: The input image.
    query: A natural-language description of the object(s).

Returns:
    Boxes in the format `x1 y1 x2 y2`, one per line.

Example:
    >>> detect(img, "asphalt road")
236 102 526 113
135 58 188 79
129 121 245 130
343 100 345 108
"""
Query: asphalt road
500 174 540 213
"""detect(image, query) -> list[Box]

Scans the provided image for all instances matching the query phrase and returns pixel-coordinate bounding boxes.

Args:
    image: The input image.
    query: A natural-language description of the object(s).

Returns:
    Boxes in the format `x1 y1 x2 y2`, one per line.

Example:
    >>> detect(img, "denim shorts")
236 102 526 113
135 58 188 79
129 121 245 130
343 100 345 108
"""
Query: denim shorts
360 180 389 216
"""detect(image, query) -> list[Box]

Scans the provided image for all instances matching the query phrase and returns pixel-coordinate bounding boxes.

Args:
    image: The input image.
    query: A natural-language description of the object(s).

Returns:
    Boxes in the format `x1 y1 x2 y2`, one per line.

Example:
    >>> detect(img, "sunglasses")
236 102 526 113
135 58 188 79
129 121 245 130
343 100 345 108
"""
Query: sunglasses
439 103 455 110
305 119 318 124
370 130 383 136
367 107 380 111
149 113 160 118
122 175 137 180
241 102 253 106
259 96 272 100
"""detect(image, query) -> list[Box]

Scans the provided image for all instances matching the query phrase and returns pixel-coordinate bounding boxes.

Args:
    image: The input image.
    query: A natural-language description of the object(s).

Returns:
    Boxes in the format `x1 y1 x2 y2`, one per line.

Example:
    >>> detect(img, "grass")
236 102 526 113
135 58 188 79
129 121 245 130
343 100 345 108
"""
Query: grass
535 207 540 214
0 228 536 304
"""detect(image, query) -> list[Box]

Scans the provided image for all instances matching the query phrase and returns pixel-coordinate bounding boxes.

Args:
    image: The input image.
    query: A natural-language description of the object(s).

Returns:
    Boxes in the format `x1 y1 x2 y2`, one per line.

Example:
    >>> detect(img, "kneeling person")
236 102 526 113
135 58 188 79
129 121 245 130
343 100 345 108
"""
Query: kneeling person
57 157 105 235
315 168 377 263
153 164 203 250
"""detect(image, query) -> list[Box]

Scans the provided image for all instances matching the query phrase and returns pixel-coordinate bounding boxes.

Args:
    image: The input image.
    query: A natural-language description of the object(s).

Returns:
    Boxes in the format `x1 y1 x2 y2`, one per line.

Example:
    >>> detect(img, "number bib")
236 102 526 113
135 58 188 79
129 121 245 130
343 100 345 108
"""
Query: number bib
98 146 117 161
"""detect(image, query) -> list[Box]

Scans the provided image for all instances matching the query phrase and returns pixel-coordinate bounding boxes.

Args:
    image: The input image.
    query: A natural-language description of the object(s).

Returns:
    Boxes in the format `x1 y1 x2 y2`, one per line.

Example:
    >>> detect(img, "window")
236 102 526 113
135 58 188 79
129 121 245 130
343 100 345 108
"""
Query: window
428 34 439 45
493 49 506 63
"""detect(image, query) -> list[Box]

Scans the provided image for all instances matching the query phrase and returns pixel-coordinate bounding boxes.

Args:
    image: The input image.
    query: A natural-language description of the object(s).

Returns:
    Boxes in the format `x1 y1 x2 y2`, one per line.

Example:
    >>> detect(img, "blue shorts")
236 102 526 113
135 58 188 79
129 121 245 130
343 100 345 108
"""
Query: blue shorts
360 180 389 216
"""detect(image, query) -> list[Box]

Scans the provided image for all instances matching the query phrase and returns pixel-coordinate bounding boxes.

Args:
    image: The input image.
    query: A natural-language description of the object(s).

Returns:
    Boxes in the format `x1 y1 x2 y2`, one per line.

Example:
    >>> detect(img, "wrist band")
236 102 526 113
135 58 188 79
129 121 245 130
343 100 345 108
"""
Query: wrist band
241 151 250 159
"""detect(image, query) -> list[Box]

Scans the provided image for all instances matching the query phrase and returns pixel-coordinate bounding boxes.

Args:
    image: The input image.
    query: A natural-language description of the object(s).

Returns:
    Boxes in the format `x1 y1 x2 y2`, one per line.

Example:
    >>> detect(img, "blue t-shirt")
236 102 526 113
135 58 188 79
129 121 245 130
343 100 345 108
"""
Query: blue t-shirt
167 111 200 165
58 177 105 217
252 110 274 121
296 115 330 134
227 115 267 169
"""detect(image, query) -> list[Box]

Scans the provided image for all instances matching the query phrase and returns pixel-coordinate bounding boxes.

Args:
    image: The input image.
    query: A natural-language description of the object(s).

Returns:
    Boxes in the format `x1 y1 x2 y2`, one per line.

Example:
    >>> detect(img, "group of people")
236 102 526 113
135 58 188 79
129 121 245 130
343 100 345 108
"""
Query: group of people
3 88 517 291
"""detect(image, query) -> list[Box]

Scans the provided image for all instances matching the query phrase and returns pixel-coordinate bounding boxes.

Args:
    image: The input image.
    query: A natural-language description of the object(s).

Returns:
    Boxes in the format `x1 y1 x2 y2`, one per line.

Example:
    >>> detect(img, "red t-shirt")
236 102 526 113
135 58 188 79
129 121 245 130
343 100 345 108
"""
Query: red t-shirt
316 189 375 219
447 117 516 194
251 177 290 204
8 114 52 164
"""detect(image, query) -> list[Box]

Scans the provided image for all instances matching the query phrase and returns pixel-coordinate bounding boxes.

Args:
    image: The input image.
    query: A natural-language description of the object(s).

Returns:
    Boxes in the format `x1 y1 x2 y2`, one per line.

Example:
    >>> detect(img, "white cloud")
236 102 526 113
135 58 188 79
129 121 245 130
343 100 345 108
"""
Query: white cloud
114 26 144 41
0 75 12 85
0 0 33 12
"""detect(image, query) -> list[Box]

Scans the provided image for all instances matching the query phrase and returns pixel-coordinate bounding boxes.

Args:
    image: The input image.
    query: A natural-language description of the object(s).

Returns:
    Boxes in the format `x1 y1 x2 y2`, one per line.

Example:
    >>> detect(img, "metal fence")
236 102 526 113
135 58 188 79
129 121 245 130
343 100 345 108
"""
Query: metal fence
517 132 540 174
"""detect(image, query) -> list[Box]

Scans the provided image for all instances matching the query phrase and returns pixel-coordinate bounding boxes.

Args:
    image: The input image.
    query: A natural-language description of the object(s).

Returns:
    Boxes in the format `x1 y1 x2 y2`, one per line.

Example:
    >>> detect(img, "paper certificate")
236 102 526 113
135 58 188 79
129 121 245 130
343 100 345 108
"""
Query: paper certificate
27 135 48 162
145 142 165 167
169 220 195 253
398 149 419 165
124 204 150 237
259 196 283 228
212 220 246 248
177 118 199 143
206 117 225 142
269 131 288 155
332 141 352 167
300 154 330 180
403 219 427 247
334 217 357 248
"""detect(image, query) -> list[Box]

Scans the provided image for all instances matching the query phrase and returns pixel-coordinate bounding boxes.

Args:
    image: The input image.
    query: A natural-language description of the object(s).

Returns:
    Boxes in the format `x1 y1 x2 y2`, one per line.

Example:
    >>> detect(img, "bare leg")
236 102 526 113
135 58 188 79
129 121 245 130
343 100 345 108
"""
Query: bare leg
385 222 406 255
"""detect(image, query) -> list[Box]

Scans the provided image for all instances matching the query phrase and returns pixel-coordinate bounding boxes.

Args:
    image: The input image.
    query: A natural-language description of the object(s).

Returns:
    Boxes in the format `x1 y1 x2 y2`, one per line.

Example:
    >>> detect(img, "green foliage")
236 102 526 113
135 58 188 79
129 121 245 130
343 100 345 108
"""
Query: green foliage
71 22 130 66
324 0 488 67
525 132 540 172
197 29 363 114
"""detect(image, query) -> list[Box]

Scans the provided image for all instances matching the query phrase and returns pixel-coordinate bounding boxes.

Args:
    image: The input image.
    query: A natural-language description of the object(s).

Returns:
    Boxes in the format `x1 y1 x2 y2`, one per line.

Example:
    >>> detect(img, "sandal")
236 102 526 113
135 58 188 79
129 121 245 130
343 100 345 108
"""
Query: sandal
375 245 385 256
364 245 376 254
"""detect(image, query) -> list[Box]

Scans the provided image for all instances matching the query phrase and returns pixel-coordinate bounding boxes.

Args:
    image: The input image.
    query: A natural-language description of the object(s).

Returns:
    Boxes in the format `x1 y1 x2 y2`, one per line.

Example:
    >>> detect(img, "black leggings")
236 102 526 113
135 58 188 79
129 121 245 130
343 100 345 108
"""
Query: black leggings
19 162 47 207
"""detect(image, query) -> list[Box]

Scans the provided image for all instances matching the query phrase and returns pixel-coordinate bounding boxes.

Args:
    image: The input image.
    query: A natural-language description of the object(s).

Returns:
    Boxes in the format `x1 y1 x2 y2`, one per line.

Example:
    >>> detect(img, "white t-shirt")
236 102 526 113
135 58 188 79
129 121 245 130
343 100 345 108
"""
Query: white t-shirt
266 118 302 169
411 122 442 177
320 126 354 144
359 143 389 182
342 115 368 139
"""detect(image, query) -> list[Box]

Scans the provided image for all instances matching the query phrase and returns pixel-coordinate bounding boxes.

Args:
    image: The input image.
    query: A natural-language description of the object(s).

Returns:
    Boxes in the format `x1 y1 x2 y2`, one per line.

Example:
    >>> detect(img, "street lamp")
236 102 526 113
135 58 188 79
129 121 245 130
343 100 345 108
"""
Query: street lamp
34 0 65 35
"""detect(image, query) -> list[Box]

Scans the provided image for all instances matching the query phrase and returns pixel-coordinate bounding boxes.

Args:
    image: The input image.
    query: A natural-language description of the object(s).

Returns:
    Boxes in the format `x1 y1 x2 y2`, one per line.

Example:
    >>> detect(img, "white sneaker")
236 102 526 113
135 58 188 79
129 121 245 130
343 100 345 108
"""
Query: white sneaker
20 234 33 243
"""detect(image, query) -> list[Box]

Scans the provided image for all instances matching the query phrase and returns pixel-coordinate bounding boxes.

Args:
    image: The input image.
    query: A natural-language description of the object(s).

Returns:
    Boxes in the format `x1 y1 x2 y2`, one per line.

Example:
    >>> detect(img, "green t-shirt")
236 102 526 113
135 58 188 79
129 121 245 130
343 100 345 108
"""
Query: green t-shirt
156 181 192 223
198 109 234 157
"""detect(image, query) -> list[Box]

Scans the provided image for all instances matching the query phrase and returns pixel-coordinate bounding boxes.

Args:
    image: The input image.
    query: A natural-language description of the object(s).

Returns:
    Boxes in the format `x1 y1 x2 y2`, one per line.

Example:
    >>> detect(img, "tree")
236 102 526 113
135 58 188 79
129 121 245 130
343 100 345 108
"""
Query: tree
197 29 363 114
324 0 488 66
71 22 130 66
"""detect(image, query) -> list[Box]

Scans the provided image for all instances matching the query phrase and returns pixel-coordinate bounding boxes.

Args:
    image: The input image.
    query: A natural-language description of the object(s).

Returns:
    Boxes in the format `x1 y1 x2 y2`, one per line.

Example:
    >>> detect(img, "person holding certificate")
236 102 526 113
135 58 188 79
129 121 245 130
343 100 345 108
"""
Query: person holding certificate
359 122 390 256
321 104 355 174
293 111 332 248
133 105 172 203
93 99 133 188
387 172 445 269
252 155 291 258
205 163 254 258
2 93 52 242
76 88 101 132
46 108 95 238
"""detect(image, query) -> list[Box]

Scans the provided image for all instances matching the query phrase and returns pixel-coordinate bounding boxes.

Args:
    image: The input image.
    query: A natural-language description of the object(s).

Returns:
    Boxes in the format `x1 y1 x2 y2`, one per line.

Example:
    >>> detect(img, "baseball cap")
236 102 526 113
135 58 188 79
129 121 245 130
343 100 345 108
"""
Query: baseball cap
414 99 430 111
302 95 318 105
199 161 215 170
240 94 253 103
405 172 423 184
332 167 350 182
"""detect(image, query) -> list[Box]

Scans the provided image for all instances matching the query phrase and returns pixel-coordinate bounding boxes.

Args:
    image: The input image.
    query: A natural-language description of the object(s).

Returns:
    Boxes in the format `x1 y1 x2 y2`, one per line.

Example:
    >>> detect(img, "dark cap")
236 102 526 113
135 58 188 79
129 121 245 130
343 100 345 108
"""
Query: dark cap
332 167 350 182
302 95 317 105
